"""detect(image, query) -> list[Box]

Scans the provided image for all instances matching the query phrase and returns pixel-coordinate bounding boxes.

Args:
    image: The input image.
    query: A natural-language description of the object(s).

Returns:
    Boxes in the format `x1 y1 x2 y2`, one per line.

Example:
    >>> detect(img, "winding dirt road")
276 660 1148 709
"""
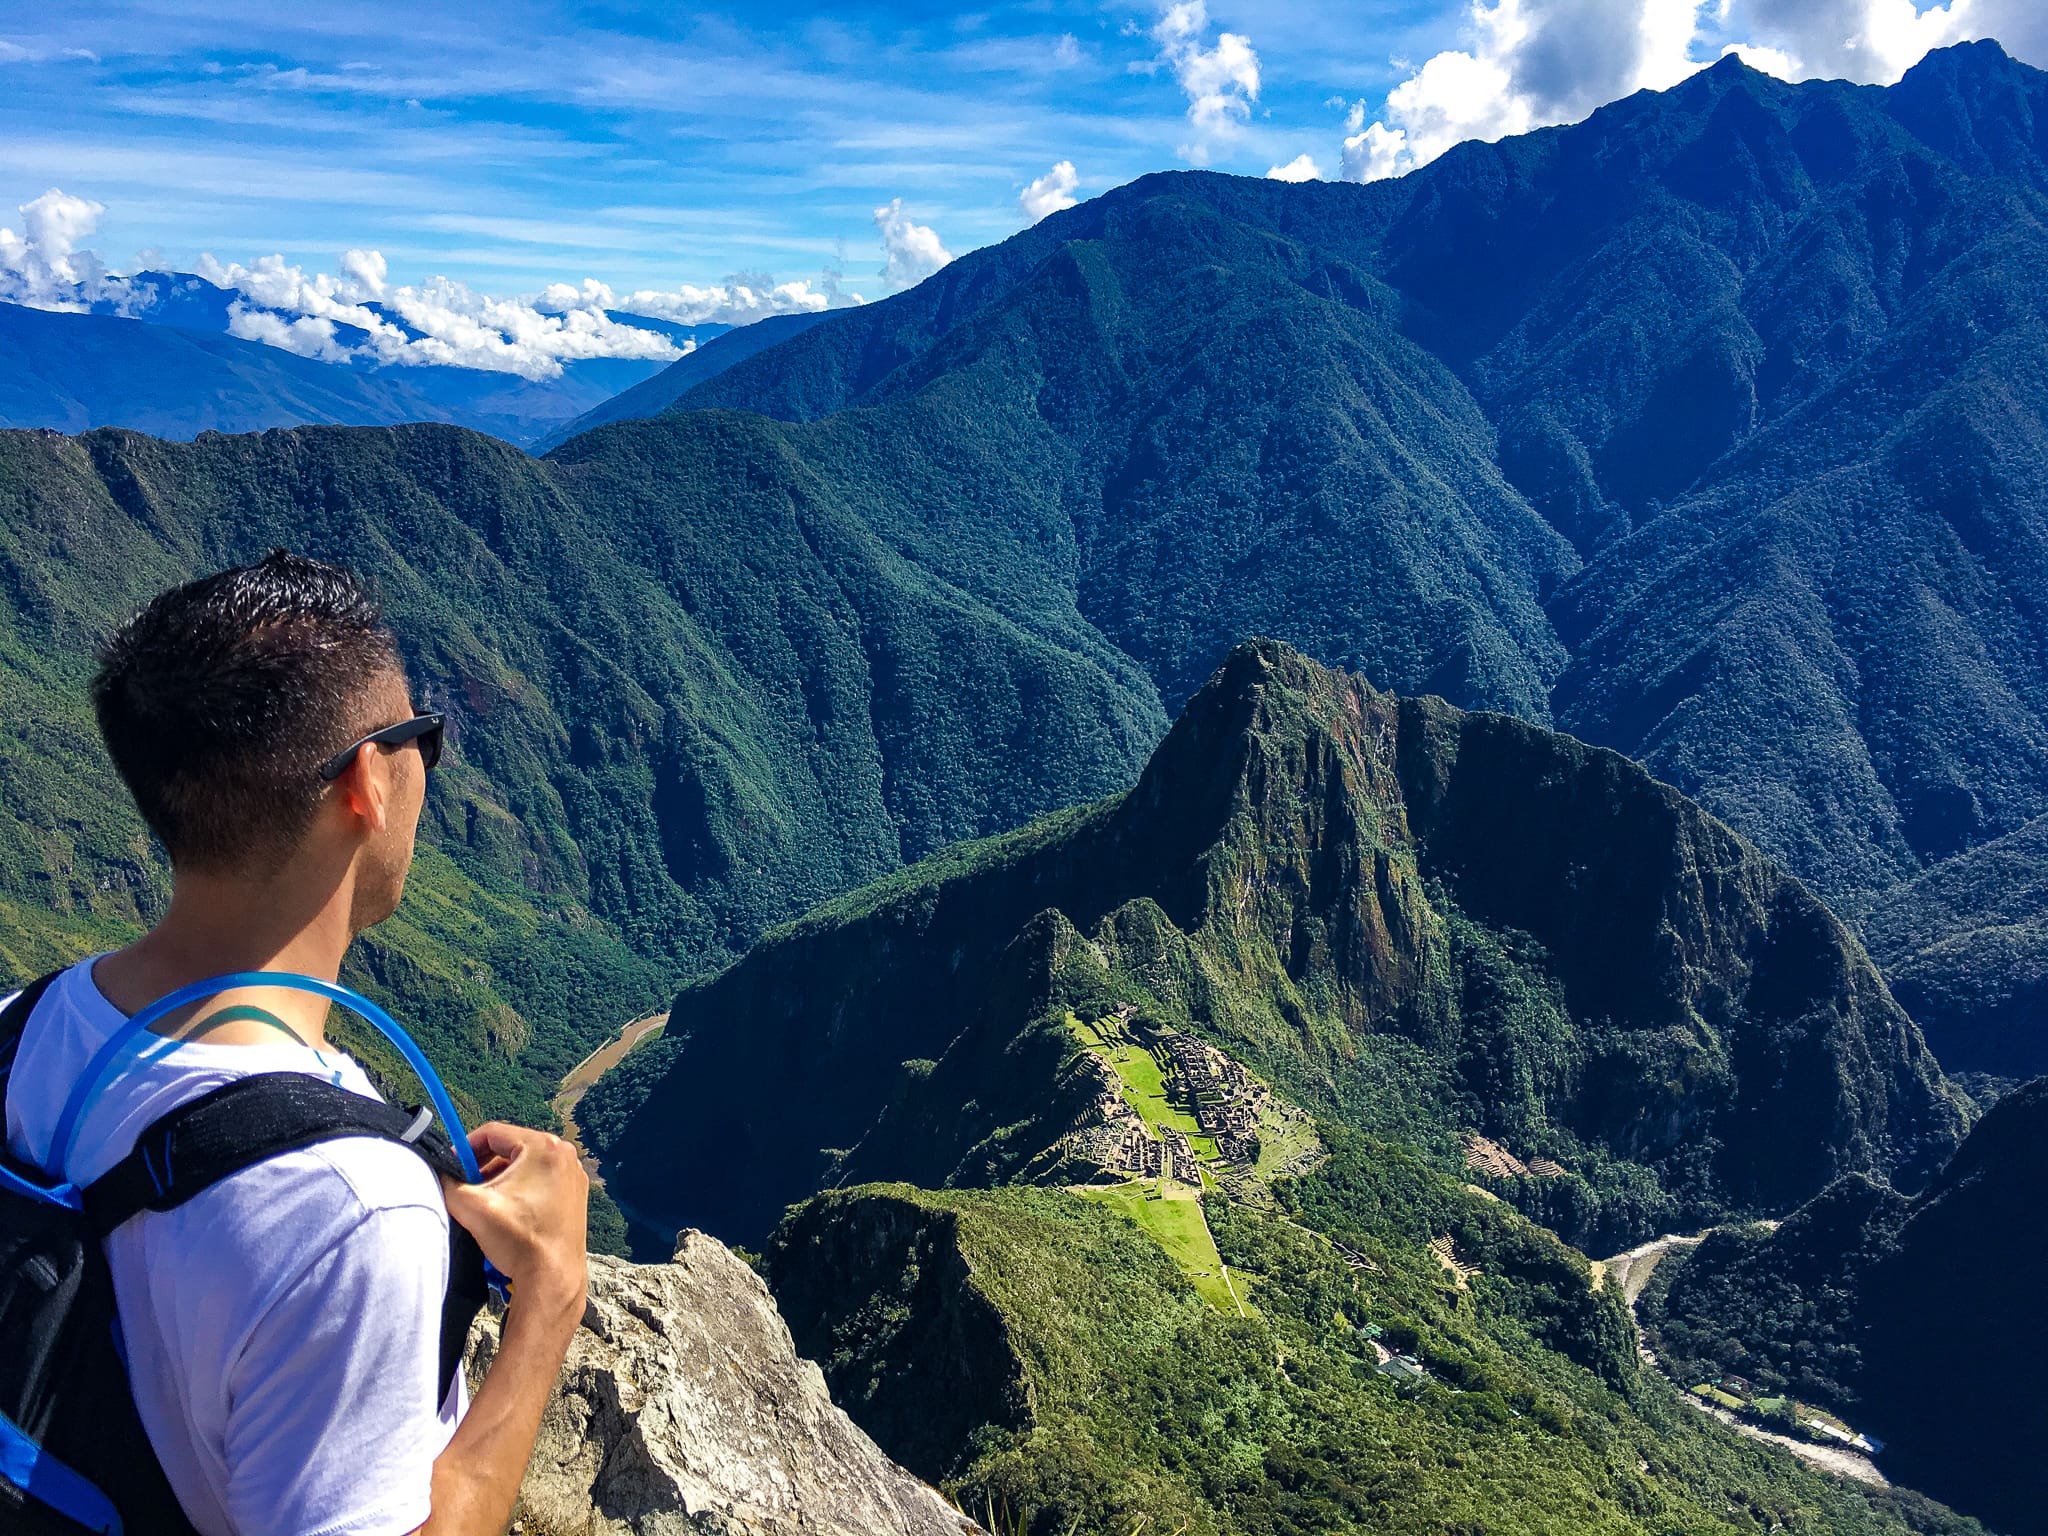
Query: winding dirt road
1597 1232 1888 1487
552 1012 667 1184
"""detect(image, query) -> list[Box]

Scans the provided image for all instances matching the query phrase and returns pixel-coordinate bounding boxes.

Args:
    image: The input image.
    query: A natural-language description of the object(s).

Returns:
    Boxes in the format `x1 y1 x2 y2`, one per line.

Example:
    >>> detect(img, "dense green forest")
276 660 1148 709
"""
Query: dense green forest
7 42 2048 1110
1 36 2042 1536
685 41 2048 929
1861 816 2048 1083
588 641 1993 1532
0 422 1161 1136
761 1139 1984 1536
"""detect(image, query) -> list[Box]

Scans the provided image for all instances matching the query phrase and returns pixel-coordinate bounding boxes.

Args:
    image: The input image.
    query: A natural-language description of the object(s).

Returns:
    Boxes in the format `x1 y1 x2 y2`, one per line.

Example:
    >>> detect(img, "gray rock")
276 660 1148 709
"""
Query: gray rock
467 1232 985 1536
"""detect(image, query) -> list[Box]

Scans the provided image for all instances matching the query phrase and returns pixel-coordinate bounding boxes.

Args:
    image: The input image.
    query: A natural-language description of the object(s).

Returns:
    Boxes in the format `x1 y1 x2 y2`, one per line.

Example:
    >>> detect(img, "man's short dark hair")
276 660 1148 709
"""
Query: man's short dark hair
93 550 406 870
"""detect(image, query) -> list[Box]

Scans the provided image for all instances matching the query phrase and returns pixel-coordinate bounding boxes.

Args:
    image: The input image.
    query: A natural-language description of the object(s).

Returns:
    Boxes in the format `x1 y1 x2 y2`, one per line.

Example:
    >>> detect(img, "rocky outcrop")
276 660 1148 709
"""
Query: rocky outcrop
466 1232 985 1536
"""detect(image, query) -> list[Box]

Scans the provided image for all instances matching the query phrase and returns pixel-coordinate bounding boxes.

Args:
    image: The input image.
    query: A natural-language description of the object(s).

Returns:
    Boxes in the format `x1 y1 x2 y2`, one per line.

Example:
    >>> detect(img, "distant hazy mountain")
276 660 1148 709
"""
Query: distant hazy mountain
534 310 831 451
0 303 458 437
0 272 739 445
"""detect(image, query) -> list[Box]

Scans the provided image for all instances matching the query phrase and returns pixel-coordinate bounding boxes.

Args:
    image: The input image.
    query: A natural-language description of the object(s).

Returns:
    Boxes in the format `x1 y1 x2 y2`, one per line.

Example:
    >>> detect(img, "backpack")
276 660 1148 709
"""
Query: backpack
0 970 491 1534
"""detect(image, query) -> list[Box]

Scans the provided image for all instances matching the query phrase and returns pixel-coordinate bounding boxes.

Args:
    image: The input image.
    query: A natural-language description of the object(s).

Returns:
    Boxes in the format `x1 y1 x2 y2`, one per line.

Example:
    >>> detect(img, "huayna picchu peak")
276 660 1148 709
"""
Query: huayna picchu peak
586 641 1968 1255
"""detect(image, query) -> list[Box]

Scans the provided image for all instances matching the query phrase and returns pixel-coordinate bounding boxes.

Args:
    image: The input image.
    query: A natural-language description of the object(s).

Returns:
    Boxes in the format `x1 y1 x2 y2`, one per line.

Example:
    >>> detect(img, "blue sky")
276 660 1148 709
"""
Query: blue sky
0 2 1435 293
3 0 2036 372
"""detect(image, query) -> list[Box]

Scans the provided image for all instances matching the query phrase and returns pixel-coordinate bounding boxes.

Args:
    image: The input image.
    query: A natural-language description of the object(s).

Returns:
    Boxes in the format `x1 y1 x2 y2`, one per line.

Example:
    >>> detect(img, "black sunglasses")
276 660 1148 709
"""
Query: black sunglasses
318 712 445 783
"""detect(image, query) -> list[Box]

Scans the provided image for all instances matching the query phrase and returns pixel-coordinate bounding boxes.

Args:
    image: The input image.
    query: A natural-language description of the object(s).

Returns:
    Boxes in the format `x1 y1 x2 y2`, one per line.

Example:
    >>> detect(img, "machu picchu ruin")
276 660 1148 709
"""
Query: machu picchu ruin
1056 1007 1323 1194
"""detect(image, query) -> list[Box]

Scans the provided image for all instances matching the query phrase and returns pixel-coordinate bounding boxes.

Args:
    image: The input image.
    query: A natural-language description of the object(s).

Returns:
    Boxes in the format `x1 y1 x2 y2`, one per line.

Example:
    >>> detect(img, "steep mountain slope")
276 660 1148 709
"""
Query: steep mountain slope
1644 1078 2048 1536
589 642 1965 1252
533 311 830 451
670 43 2048 927
0 303 461 438
9 44 2048 1107
754 1154 1981 1536
0 422 1161 1129
680 176 1576 719
1859 816 2048 1079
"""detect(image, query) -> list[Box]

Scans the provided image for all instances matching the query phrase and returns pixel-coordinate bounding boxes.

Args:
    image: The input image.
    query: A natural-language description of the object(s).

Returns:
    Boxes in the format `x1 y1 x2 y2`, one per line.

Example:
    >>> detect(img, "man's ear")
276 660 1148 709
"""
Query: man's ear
330 743 390 834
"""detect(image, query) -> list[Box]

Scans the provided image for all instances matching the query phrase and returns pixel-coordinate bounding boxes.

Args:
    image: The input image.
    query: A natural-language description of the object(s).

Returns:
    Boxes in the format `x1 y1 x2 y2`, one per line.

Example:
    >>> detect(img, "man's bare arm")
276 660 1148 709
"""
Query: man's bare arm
412 1124 589 1536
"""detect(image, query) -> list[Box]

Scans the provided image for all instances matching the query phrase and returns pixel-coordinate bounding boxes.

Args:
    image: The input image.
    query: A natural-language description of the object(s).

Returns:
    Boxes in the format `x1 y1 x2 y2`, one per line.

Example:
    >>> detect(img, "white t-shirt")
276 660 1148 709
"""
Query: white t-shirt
3 960 464 1536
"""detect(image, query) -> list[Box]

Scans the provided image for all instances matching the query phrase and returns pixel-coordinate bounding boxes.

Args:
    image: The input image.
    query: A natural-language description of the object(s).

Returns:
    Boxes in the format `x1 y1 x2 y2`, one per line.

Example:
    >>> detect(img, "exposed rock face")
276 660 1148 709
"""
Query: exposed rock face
466 1233 985 1536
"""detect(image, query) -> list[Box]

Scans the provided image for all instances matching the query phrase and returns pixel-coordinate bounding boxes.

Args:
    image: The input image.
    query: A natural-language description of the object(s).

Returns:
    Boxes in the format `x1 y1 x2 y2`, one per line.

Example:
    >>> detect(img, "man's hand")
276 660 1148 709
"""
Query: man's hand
441 1122 589 1321
414 1124 589 1536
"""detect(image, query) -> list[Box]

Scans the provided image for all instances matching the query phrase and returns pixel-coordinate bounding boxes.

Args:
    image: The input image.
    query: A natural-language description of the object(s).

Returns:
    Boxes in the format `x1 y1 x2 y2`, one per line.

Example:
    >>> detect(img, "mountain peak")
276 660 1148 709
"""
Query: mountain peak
1887 36 2047 180
590 642 1964 1251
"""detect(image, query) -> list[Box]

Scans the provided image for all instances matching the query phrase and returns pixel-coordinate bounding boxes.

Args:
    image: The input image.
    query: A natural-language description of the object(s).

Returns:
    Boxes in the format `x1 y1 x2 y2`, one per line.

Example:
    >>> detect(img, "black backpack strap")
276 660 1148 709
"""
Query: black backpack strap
80 1074 489 1403
81 1073 467 1238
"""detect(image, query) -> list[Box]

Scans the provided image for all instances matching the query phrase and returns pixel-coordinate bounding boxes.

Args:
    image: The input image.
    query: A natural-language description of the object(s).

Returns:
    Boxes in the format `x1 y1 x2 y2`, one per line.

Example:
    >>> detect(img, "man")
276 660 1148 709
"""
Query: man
2 551 589 1535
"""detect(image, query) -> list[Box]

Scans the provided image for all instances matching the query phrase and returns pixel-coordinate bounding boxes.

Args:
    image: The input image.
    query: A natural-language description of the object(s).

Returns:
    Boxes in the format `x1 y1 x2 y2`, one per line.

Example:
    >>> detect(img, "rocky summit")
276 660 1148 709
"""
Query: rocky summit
465 1233 982 1536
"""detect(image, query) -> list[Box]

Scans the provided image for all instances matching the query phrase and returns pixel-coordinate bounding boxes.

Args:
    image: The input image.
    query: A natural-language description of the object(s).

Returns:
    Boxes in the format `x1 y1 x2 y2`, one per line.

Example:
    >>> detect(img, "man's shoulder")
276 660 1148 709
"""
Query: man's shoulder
192 1133 449 1236
126 1136 450 1318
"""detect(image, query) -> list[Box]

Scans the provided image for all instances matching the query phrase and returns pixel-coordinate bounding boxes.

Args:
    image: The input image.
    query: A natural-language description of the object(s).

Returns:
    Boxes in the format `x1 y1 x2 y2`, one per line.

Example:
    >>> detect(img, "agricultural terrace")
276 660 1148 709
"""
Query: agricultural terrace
1074 1179 1250 1316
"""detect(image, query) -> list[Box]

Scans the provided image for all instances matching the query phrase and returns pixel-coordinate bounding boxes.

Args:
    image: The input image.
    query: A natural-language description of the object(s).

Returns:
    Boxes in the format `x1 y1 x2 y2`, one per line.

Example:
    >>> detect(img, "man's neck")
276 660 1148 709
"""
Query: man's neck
93 860 361 1047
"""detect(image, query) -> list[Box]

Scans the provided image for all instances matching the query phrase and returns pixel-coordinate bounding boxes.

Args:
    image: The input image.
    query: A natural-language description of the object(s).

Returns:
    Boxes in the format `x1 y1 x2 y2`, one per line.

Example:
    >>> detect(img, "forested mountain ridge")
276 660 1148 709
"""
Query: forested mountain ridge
0 422 1162 1132
588 641 1966 1253
1644 1078 2048 1535
5 41 2047 1116
638 39 2048 1067
586 643 1981 1535
1860 815 2048 1080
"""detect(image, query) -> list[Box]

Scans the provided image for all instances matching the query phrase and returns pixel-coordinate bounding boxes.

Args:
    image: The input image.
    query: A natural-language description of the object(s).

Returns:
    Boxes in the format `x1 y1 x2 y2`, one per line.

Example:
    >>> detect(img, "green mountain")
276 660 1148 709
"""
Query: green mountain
529 311 830 451
650 42 2048 1065
0 422 1161 1138
754 1153 1985 1536
589 642 1978 1533
8 42 2048 1101
1860 816 2048 1082
1644 1078 2048 1535
587 642 1966 1254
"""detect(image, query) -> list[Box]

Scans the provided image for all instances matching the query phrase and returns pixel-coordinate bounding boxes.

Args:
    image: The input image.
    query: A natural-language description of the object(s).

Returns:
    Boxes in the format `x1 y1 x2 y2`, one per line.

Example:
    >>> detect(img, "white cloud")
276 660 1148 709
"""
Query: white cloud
546 275 840 326
1335 0 1980 186
4 188 860 374
1266 153 1324 182
1153 1 1261 162
874 198 953 288
340 247 388 299
1019 160 1080 222
0 187 144 312
199 250 683 379
1740 0 1973 85
225 302 350 362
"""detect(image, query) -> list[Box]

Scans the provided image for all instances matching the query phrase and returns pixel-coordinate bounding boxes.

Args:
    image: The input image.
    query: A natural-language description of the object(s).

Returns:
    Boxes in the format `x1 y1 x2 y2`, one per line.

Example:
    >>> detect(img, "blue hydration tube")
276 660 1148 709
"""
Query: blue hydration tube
48 971 509 1299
